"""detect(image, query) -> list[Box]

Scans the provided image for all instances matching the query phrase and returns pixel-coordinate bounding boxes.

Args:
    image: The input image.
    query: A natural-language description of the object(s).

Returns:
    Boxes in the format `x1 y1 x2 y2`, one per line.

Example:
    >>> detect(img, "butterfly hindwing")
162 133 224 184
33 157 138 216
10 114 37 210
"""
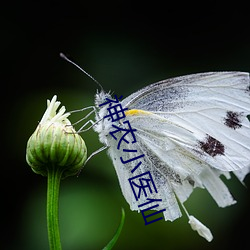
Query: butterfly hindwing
106 124 183 221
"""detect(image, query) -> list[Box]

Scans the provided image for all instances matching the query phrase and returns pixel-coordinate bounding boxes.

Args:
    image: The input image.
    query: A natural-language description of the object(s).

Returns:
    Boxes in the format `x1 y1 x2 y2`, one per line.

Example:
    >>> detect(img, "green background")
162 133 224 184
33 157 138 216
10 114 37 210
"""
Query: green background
2 2 250 250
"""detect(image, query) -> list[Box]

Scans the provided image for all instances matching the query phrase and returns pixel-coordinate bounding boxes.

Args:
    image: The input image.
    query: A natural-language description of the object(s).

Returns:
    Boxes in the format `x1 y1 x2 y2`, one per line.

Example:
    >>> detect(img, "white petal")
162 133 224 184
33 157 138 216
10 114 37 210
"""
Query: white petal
41 95 58 123
188 215 213 242
40 95 71 125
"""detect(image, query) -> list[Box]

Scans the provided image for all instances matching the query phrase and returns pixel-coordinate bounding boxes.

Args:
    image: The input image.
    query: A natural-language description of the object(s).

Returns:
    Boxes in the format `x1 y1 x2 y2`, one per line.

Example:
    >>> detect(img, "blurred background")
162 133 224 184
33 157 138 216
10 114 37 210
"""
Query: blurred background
2 1 250 250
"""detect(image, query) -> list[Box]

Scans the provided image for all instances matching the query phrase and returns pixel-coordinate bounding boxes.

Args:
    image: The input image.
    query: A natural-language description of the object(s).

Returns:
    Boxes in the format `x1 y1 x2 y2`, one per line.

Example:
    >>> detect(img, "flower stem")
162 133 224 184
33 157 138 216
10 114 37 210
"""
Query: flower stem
47 165 63 250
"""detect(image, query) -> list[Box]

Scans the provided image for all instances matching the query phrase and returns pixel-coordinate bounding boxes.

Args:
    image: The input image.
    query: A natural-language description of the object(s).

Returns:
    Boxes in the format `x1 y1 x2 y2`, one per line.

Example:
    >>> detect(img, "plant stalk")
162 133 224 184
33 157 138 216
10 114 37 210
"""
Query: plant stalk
47 165 63 250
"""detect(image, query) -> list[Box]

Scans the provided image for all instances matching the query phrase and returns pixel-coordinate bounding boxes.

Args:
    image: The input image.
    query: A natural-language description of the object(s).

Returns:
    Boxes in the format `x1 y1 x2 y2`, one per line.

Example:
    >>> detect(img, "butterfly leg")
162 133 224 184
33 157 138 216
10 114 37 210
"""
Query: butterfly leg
68 106 99 132
85 145 108 165
77 145 108 176
70 106 96 125
77 120 96 132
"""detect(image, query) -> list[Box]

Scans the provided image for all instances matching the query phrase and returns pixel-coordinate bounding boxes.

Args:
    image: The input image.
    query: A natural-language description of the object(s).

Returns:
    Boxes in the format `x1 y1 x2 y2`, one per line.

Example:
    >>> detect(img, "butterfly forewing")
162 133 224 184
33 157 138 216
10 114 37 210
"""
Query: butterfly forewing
122 72 250 173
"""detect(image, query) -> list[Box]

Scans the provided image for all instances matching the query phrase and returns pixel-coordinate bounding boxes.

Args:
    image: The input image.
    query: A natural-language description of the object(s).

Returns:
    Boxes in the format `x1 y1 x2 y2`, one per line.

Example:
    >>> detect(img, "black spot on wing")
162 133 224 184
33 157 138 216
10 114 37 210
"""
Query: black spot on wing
187 177 195 186
199 135 225 157
224 111 243 130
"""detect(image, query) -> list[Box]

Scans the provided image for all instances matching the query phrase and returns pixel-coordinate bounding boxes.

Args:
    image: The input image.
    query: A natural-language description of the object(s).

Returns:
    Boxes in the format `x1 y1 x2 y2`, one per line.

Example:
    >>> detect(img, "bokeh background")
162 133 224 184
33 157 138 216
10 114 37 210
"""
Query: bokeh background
2 2 250 250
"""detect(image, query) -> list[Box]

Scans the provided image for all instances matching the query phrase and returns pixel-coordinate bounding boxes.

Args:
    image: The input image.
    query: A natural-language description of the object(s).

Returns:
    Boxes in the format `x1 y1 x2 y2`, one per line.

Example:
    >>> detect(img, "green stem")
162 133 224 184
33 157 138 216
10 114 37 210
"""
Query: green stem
47 165 63 250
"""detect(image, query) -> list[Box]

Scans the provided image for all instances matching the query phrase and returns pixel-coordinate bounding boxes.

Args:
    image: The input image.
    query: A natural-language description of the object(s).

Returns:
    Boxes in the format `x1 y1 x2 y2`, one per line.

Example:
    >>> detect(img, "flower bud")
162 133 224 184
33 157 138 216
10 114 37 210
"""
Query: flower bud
26 95 87 178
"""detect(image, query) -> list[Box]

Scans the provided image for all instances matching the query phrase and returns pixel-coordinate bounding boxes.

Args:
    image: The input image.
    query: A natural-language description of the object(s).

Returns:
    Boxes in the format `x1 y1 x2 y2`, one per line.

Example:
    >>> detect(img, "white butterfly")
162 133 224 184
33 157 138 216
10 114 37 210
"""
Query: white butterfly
88 71 250 242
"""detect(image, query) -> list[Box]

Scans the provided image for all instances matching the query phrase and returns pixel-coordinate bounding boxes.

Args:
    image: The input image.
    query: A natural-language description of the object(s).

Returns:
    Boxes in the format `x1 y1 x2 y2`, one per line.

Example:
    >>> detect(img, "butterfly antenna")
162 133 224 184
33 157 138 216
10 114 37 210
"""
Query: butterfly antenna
60 53 104 91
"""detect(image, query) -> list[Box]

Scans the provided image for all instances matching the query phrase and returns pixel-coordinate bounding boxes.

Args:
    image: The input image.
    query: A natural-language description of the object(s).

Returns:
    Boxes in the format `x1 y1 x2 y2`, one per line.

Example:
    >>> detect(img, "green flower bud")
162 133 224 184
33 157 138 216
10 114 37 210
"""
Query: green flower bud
26 95 87 178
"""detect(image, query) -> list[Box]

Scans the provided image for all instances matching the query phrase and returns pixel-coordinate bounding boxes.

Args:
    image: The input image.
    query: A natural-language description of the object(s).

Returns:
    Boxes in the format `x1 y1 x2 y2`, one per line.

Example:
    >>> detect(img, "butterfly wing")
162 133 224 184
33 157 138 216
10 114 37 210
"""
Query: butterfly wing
106 122 184 221
113 72 250 221
122 72 250 173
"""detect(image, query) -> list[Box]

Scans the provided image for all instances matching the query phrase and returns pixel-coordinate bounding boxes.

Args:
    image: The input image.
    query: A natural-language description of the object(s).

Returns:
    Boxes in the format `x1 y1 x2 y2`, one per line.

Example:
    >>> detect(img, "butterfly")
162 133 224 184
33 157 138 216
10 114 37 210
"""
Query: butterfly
60 55 250 241
90 71 250 241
